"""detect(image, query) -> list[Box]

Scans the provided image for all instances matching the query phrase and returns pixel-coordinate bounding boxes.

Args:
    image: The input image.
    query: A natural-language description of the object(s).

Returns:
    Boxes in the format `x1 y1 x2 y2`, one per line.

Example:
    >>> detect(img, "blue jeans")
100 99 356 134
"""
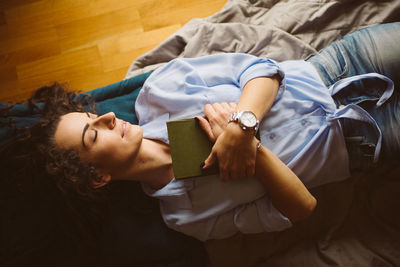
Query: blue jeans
307 22 400 172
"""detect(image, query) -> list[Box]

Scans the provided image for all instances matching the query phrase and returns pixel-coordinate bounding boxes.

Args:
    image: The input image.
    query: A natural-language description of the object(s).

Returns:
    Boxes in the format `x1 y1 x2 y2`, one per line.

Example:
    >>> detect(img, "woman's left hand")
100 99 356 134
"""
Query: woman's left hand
196 103 259 181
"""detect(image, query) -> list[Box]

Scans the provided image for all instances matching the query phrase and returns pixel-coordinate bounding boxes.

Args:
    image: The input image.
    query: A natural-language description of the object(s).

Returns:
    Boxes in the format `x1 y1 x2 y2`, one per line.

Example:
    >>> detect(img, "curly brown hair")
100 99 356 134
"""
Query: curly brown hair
1 83 111 265
1 82 105 199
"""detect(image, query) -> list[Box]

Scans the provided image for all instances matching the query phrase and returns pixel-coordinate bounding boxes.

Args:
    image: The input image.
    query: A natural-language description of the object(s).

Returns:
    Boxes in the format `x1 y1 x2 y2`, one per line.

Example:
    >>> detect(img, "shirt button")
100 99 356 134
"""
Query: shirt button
301 119 307 126
269 133 276 140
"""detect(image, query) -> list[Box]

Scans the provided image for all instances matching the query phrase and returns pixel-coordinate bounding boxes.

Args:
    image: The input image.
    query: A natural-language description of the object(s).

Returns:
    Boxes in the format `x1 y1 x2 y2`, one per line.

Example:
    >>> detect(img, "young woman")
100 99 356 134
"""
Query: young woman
2 22 399 242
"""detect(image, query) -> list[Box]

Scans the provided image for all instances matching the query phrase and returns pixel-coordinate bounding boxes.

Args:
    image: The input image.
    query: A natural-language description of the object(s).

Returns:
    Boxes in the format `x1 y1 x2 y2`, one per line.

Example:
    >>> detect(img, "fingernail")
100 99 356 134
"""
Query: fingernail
200 162 205 168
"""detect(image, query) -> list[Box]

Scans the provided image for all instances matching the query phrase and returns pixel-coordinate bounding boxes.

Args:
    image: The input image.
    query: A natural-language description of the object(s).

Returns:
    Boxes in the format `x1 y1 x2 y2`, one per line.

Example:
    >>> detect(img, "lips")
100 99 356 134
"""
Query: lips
121 121 128 138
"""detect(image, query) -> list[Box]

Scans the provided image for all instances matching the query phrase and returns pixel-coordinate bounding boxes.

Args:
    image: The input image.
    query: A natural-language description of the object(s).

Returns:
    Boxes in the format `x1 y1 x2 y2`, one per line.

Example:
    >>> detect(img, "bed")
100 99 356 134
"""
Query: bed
1 0 400 266
124 2 400 265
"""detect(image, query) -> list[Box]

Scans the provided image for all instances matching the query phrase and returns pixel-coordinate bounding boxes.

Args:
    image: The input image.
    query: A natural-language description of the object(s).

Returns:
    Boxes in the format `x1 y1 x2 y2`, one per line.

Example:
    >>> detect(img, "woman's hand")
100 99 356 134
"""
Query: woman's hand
196 102 236 142
196 102 259 181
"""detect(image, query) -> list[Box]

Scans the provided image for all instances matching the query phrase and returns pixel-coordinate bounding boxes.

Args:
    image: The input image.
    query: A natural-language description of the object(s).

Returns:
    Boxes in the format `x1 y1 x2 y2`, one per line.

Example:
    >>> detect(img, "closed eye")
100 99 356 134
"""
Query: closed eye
84 112 99 146
93 129 98 143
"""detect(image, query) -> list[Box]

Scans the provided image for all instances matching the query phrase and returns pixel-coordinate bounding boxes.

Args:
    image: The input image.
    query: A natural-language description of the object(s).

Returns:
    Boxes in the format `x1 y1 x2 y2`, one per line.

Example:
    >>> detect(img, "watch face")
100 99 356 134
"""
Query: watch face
239 111 257 128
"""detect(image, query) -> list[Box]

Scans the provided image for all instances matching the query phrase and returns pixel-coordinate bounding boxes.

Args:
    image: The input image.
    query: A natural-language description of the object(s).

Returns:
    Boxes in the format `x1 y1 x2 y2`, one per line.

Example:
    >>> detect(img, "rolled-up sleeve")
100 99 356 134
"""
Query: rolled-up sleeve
185 53 286 102
143 177 292 241
238 196 293 232
208 195 292 240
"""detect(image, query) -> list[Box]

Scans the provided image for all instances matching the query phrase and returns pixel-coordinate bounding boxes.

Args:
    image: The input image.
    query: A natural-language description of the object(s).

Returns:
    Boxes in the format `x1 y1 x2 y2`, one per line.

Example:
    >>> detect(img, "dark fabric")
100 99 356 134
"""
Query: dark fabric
98 181 207 267
87 72 151 124
205 166 400 267
0 72 207 267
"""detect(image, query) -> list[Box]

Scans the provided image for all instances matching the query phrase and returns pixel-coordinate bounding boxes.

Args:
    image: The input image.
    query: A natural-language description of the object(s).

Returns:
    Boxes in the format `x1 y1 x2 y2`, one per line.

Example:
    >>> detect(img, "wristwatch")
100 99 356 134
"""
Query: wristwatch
228 111 259 134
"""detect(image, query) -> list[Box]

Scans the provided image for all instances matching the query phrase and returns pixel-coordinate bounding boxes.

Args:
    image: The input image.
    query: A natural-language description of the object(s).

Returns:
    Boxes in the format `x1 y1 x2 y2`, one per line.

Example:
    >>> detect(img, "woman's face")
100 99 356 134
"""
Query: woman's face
54 112 143 174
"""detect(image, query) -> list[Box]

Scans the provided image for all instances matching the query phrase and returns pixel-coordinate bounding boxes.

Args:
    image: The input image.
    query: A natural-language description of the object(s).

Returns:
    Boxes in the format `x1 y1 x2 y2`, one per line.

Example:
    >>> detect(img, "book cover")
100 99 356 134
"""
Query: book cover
166 117 219 179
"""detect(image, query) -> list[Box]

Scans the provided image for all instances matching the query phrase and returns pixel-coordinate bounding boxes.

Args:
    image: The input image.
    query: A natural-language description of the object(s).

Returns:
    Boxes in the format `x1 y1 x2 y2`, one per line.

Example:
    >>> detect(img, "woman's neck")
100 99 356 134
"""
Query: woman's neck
111 138 174 190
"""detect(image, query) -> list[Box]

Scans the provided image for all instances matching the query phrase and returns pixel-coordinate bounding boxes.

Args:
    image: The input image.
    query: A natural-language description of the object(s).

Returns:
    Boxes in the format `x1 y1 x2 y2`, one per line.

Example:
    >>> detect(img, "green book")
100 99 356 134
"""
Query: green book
167 117 219 179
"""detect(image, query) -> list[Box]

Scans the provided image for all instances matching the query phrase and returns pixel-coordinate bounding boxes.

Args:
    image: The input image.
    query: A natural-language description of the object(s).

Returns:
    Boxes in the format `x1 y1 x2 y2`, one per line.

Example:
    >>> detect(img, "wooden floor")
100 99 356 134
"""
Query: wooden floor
0 0 227 103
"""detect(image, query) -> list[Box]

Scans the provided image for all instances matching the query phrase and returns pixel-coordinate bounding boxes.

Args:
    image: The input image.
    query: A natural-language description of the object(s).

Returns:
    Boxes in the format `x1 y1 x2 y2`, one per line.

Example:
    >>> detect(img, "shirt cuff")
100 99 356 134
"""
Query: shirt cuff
256 196 293 232
232 195 292 234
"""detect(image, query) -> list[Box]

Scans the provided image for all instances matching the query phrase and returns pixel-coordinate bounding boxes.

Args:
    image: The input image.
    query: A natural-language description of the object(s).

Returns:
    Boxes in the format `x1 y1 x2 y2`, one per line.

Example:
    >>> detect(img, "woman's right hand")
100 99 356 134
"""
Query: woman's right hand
196 102 259 181
195 102 237 142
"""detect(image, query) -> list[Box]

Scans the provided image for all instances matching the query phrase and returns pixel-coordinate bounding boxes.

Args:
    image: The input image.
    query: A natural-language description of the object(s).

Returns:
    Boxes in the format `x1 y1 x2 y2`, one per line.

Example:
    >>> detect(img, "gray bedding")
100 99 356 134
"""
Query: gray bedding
126 0 400 266
126 0 400 78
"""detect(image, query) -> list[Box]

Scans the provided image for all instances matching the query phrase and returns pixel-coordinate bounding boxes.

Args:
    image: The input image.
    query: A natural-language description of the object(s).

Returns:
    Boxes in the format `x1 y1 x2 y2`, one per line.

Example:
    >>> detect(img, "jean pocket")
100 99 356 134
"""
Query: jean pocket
322 41 350 85
309 40 350 87
333 41 350 80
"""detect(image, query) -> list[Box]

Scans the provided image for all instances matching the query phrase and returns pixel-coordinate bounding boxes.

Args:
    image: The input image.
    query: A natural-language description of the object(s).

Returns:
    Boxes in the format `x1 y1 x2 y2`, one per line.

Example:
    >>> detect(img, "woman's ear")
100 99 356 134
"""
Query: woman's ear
92 173 111 189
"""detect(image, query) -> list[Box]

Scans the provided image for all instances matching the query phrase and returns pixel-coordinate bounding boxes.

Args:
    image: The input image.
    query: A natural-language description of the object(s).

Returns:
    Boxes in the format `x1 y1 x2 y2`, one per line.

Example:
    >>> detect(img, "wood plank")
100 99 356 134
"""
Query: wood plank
0 65 19 102
3 0 87 23
5 0 138 26
55 7 142 52
51 0 137 25
69 67 129 92
140 0 226 31
98 24 181 56
99 25 181 72
101 46 154 73
3 0 47 22
0 11 5 25
136 0 172 18
0 41 60 67
0 0 38 10
0 65 17 85
16 46 102 93
0 23 57 54
0 0 228 103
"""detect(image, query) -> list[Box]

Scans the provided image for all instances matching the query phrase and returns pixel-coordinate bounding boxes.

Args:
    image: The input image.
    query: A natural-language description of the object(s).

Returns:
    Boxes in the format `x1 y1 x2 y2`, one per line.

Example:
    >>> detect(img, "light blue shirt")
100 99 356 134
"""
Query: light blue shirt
135 53 393 241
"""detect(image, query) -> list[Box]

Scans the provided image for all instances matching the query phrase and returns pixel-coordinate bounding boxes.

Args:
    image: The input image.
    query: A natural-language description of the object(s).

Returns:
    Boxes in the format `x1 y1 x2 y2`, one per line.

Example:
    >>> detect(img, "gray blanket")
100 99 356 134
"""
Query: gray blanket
126 0 400 78
126 0 400 266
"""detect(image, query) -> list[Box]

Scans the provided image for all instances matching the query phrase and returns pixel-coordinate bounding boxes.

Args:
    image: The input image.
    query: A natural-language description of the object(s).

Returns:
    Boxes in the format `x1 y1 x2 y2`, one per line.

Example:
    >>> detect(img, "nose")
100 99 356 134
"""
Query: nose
94 112 116 129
